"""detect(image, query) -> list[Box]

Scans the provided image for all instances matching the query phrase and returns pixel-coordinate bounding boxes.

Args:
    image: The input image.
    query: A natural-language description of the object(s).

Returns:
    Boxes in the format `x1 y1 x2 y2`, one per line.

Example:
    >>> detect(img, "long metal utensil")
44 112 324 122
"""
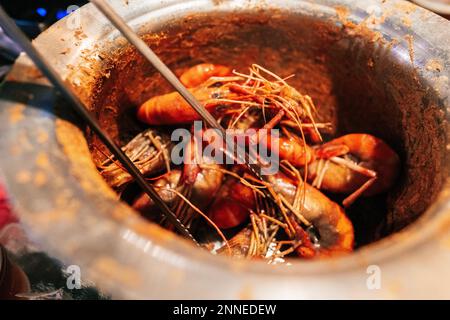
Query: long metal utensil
0 5 199 245
89 0 265 180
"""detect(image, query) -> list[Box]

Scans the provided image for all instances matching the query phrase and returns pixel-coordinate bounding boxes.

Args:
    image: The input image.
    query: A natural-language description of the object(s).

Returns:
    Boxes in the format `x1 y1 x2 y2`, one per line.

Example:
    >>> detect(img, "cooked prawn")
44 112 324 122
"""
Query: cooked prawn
137 86 235 125
207 177 255 229
98 62 406 262
133 138 223 226
180 63 232 88
98 129 171 189
268 173 354 256
307 133 400 207
208 172 354 256
262 133 315 167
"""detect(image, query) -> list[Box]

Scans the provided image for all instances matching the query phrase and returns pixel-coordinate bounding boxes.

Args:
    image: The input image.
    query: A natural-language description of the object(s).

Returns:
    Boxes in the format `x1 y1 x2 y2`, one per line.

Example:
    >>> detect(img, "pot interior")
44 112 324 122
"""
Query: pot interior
85 11 447 250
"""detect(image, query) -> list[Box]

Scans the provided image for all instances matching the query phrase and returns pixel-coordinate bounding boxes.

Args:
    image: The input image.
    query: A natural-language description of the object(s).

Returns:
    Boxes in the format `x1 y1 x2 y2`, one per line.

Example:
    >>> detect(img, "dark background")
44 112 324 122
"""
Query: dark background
0 0 87 79
1 0 88 38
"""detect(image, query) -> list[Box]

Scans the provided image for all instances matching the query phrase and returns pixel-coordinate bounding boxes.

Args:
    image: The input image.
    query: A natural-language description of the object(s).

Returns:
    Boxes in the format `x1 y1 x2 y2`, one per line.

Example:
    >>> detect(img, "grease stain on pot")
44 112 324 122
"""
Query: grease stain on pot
426 59 443 72
439 233 450 250
401 15 412 27
32 207 77 225
16 131 33 152
9 144 22 157
335 5 350 22
15 170 32 184
434 75 449 95
35 129 49 145
35 152 50 169
393 1 418 14
55 119 117 198
404 34 415 67
8 104 25 124
436 214 450 238
386 279 403 298
73 28 87 41
91 257 141 288
238 284 254 300
166 269 186 290
33 171 48 187
335 5 385 44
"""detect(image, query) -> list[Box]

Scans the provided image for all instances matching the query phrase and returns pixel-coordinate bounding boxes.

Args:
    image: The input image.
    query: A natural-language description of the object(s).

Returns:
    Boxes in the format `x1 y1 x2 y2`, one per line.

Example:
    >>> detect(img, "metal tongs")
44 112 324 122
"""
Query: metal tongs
0 1 267 245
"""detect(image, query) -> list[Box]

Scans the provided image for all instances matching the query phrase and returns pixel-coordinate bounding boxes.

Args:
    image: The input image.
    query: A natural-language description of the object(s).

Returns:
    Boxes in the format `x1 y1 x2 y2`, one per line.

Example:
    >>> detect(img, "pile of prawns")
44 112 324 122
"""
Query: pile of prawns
99 63 400 261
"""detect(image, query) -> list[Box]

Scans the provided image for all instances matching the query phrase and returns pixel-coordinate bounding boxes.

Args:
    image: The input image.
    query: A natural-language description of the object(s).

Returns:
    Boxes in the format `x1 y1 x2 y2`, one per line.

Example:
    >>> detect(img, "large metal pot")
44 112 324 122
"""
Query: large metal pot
0 0 449 299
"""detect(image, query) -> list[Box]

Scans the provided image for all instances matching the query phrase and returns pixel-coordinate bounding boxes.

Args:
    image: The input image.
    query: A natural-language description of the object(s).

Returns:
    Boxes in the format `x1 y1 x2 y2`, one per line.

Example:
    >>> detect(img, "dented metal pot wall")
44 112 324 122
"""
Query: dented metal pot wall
0 0 449 299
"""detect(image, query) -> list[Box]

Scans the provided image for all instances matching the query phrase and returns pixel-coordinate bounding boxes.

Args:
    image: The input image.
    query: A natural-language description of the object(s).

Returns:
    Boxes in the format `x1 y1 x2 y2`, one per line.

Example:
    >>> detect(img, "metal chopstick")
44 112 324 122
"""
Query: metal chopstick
88 0 265 180
89 1 317 236
0 5 199 245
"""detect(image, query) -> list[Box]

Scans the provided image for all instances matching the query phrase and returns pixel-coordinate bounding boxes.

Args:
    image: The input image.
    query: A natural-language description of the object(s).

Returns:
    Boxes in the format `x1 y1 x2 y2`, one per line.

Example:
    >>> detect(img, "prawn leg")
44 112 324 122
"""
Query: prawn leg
342 177 377 207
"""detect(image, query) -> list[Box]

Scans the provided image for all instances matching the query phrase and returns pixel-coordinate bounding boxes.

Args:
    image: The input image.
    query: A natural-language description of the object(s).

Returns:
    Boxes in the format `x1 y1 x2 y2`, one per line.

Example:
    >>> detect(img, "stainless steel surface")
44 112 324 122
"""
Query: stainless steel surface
0 0 449 299
0 4 197 244
413 0 450 15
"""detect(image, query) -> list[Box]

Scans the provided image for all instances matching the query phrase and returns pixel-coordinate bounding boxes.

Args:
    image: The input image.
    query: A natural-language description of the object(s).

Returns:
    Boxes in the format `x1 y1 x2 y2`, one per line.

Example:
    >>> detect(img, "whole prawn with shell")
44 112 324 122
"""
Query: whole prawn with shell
97 62 401 261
